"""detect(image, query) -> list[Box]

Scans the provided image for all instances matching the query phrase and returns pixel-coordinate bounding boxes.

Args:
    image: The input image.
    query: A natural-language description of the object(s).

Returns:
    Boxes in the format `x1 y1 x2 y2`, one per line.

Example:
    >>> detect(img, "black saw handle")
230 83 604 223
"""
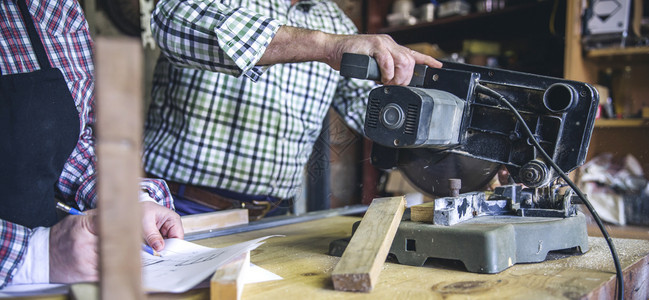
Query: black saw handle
339 53 428 87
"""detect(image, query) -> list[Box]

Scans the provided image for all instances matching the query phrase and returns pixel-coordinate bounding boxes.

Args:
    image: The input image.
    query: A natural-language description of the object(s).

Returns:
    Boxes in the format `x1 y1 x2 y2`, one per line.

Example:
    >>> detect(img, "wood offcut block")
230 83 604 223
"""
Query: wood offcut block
211 251 250 300
410 201 436 223
331 196 406 292
181 209 249 234
70 283 99 300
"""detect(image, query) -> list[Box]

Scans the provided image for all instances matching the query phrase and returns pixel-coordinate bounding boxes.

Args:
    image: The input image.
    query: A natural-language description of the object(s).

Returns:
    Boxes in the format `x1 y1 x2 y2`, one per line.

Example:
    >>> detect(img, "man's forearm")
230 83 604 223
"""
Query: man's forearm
256 25 442 86
257 26 331 66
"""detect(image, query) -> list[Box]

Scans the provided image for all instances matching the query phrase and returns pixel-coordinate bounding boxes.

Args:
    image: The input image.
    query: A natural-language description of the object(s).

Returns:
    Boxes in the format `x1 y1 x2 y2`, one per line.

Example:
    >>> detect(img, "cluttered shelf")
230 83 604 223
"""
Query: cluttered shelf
586 125 649 181
585 46 649 66
379 1 550 32
377 1 557 46
371 0 565 77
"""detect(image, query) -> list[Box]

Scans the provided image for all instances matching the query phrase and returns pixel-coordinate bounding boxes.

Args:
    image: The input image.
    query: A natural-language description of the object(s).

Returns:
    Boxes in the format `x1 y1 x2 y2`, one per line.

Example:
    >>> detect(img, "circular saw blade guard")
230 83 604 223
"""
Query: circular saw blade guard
398 150 501 197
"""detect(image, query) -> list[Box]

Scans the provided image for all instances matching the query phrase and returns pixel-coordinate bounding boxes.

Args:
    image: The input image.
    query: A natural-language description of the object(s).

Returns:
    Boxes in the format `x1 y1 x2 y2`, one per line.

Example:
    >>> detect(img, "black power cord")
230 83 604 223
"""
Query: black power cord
475 83 624 300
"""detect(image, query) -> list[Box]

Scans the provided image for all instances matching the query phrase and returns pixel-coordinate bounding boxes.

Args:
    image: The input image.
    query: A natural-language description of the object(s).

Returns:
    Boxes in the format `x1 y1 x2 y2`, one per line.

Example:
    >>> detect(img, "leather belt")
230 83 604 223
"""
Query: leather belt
166 181 274 221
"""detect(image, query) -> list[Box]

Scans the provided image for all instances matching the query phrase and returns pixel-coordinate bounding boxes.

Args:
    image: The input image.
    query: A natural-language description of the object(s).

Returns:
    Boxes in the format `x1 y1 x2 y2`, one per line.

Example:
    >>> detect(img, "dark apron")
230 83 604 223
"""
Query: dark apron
0 0 81 228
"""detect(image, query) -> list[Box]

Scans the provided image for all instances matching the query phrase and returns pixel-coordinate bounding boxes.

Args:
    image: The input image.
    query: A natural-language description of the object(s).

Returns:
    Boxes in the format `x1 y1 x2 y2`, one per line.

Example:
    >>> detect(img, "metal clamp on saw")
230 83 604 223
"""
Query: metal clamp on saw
330 53 600 274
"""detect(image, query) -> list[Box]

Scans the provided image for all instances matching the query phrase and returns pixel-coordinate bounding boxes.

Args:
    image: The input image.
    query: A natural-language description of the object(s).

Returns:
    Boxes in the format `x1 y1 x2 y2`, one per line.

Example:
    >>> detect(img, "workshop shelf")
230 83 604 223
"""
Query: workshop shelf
587 46 649 58
585 46 649 66
595 119 649 128
366 0 564 77
564 0 649 176
377 1 553 42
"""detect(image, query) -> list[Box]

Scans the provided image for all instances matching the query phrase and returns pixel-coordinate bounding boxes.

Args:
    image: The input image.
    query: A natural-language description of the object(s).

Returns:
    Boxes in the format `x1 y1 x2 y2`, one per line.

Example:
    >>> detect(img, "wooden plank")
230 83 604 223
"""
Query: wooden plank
583 255 649 299
409 201 436 223
95 37 144 300
210 251 250 300
181 209 249 234
331 196 406 292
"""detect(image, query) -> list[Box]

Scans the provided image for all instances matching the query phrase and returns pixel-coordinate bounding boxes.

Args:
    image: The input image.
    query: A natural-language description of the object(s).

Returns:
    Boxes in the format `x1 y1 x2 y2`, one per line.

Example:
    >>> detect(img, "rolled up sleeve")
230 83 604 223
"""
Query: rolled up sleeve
151 0 281 80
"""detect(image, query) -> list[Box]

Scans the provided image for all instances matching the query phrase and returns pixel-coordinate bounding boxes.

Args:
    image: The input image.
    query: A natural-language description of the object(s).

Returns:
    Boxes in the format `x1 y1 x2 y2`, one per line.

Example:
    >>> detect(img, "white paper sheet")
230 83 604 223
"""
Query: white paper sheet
142 235 280 293
246 263 283 284
190 263 283 290
0 236 282 296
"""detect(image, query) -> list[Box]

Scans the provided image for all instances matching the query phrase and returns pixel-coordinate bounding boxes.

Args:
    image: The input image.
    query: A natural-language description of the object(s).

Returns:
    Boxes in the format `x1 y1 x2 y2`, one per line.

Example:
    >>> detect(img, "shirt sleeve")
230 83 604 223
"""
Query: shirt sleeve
55 125 97 211
139 179 174 209
9 227 50 285
151 0 281 80
331 77 378 135
0 220 31 289
55 117 173 211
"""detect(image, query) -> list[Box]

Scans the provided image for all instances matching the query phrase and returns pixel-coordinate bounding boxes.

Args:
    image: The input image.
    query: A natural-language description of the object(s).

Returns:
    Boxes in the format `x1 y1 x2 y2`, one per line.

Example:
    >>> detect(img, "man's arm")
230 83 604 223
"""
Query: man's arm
257 26 442 86
151 0 441 84
8 202 181 286
0 218 96 287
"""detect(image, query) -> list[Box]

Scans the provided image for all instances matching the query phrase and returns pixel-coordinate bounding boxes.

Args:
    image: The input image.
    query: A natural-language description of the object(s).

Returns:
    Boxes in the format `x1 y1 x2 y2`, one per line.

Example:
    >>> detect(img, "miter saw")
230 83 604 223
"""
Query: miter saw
329 53 599 274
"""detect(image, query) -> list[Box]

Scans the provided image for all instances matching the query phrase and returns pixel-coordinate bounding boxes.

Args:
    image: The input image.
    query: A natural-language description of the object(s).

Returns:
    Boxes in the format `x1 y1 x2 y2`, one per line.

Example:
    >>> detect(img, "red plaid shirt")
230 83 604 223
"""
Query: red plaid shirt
0 0 173 288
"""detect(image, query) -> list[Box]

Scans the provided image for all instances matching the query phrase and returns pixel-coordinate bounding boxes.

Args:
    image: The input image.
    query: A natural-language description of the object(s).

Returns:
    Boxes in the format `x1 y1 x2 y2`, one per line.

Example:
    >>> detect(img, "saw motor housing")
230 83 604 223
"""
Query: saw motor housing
363 61 598 187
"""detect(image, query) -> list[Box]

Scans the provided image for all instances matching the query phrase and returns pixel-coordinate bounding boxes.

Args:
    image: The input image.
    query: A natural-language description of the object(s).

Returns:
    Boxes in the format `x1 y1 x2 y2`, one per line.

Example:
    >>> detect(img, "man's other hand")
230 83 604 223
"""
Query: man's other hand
49 213 98 283
141 201 184 252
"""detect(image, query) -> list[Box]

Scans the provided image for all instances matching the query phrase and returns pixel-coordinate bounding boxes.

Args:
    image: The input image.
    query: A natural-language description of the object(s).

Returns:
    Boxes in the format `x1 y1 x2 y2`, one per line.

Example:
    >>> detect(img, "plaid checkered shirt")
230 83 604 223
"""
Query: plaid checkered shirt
143 0 376 199
0 0 173 288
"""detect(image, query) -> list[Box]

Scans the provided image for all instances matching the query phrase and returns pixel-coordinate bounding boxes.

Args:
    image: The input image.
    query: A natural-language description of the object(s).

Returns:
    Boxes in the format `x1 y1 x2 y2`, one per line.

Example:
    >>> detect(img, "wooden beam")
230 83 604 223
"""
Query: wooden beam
95 37 144 300
210 251 250 300
563 0 596 83
181 209 249 234
331 196 406 292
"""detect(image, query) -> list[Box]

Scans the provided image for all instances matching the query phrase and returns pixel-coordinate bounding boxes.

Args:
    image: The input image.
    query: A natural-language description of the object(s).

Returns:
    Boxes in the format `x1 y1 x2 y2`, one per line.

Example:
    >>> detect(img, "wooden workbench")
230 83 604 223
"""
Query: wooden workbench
158 215 649 300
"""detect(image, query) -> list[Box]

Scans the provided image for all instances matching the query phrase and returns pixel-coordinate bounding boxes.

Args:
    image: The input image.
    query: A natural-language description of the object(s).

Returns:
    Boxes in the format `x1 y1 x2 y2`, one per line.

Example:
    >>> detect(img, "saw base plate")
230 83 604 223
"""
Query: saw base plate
329 212 589 274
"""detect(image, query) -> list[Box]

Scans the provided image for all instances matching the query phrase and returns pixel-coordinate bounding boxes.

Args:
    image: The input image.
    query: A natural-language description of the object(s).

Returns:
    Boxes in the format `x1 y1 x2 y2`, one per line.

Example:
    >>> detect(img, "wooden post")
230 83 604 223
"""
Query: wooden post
564 0 596 83
95 37 145 300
